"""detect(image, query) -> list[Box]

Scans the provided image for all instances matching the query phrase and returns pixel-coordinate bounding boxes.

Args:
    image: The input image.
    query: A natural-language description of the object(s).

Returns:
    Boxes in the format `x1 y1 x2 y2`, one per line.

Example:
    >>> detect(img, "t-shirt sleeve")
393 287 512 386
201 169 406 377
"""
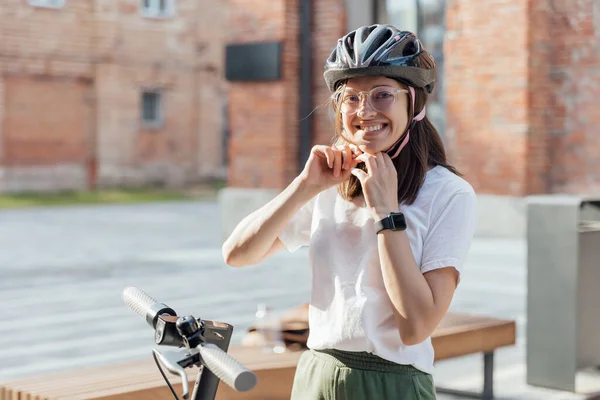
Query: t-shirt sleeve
278 196 316 252
420 190 478 276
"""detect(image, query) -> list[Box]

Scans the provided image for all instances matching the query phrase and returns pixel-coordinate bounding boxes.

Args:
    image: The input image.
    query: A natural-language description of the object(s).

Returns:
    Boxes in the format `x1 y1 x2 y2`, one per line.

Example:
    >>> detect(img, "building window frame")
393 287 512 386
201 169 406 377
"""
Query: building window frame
140 0 175 19
141 89 164 129
29 0 65 9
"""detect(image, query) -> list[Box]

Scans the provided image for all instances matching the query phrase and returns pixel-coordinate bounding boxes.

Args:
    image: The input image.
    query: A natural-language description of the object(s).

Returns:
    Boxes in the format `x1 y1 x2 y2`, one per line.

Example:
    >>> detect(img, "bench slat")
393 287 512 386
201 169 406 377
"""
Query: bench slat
0 312 516 400
433 313 516 361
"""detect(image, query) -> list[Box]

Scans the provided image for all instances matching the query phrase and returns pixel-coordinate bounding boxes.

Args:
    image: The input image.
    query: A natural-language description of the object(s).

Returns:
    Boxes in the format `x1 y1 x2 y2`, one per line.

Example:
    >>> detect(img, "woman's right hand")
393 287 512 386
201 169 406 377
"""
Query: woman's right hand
298 144 362 193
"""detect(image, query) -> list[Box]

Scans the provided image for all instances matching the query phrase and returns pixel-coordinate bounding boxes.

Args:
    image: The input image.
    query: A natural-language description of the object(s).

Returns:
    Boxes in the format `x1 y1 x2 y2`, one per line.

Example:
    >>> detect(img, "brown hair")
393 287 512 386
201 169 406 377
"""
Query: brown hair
332 81 460 206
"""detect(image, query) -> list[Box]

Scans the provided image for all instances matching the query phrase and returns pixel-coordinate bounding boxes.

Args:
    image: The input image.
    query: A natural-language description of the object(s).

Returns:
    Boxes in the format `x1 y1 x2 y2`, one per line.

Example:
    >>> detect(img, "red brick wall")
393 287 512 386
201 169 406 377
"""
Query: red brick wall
526 0 553 195
0 1 96 191
3 75 93 166
446 0 600 196
227 0 346 188
0 0 225 192
445 0 529 196
227 0 295 188
533 0 600 193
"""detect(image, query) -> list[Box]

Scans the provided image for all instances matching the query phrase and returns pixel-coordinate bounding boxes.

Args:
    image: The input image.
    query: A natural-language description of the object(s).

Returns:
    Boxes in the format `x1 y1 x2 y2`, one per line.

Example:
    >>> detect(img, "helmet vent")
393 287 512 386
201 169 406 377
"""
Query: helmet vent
403 38 419 56
388 37 420 59
344 32 357 61
365 29 393 60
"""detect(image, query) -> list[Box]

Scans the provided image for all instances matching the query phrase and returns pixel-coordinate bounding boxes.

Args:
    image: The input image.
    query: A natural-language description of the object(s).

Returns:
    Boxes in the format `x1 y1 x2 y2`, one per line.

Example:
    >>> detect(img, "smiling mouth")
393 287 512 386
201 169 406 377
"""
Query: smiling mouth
356 123 388 133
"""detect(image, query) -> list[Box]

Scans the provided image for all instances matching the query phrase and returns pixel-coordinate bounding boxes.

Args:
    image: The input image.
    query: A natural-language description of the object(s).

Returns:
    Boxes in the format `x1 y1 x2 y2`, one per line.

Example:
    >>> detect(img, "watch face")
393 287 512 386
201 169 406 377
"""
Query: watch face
390 213 406 230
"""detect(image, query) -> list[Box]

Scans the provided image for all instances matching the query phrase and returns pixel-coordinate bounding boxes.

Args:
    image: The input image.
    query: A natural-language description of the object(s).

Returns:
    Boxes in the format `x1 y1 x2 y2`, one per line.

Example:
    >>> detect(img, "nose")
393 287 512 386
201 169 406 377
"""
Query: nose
356 95 376 118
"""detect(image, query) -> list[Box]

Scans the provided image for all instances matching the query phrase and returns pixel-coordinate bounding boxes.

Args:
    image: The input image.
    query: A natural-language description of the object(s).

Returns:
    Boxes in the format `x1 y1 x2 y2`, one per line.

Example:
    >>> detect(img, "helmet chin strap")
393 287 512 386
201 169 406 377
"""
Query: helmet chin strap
386 86 426 159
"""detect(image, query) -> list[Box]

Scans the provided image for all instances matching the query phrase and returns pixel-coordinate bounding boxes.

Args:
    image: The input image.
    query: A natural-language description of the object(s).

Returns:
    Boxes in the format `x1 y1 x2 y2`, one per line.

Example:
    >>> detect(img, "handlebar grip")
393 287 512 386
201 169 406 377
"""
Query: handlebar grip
198 343 257 392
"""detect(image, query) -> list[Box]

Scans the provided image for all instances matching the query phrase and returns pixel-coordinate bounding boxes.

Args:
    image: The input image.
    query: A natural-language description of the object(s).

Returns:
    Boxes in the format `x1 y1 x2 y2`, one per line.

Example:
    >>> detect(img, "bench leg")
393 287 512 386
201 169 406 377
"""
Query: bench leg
435 351 495 400
483 351 494 400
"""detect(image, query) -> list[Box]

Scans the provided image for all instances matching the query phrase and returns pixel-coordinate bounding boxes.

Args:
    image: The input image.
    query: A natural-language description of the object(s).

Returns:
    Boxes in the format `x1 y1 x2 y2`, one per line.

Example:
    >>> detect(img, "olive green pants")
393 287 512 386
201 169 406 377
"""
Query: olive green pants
290 349 437 400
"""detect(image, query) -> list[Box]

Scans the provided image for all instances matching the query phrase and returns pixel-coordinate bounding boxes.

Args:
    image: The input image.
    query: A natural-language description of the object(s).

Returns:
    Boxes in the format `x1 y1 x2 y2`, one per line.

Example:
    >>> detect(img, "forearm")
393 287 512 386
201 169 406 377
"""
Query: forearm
377 230 437 344
222 177 319 267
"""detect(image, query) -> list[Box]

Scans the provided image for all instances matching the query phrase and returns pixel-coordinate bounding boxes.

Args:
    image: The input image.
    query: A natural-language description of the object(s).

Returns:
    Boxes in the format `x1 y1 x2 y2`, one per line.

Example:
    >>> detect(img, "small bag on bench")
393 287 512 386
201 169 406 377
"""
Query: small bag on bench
243 303 310 351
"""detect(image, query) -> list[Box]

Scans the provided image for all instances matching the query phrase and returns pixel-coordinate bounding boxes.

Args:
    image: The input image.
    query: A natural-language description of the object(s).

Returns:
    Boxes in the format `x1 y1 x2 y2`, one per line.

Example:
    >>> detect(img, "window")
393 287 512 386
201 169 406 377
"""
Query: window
141 0 174 18
141 90 163 128
29 0 65 8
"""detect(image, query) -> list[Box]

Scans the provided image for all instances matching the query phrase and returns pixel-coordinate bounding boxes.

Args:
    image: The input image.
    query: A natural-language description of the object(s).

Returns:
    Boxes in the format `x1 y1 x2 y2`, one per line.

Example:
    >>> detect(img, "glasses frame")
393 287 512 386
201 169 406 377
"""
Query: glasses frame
332 86 409 115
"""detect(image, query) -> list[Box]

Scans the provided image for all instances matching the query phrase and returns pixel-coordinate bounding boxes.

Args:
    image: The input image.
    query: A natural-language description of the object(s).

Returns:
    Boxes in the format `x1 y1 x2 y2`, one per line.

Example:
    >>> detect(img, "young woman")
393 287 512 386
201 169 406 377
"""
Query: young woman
222 24 477 399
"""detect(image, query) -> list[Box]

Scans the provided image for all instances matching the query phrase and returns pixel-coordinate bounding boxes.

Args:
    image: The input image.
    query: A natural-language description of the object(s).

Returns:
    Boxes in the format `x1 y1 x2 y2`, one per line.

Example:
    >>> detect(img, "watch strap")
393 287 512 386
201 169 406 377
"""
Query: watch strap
374 217 392 233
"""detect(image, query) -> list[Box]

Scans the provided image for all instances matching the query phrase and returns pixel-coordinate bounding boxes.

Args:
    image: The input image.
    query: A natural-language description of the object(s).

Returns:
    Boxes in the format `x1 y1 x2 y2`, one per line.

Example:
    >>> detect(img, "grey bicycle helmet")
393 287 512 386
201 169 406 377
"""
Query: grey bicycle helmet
324 24 436 93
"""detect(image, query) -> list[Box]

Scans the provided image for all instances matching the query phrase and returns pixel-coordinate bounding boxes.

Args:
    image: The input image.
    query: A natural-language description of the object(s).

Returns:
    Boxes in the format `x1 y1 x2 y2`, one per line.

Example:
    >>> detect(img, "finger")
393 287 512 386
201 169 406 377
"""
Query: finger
375 152 386 170
356 153 377 175
355 153 371 164
335 144 354 170
350 168 369 182
382 152 394 169
349 144 363 157
323 146 334 168
342 145 353 170
348 151 362 169
332 146 342 177
366 156 377 175
335 144 347 168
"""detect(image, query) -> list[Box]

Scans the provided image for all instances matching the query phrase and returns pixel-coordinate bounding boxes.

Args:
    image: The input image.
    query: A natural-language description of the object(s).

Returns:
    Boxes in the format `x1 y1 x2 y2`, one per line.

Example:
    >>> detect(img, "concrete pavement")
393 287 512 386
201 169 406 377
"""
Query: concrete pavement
0 200 598 399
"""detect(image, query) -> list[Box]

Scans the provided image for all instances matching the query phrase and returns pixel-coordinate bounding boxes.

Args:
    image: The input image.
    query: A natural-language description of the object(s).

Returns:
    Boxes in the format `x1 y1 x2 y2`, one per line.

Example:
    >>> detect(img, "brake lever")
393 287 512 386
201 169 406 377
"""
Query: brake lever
152 348 198 399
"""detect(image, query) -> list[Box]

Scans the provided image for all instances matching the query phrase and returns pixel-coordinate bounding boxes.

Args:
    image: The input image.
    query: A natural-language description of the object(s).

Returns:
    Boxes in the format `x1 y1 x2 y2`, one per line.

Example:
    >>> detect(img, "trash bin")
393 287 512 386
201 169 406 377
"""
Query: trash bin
526 195 600 392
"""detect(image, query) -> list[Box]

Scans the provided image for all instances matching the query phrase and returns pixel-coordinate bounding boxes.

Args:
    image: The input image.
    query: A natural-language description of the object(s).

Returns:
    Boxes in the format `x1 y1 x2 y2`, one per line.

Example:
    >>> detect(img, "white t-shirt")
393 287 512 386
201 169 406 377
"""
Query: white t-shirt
278 165 478 374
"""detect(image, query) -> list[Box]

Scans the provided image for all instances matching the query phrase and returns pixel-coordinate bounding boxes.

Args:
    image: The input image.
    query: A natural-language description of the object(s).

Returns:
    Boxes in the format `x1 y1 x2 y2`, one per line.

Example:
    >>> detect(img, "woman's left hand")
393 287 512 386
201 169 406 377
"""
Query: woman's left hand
351 152 399 220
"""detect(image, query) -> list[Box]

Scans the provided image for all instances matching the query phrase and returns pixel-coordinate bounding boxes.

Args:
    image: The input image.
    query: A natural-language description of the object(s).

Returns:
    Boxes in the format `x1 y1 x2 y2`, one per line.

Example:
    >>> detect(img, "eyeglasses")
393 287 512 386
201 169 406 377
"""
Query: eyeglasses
333 86 409 115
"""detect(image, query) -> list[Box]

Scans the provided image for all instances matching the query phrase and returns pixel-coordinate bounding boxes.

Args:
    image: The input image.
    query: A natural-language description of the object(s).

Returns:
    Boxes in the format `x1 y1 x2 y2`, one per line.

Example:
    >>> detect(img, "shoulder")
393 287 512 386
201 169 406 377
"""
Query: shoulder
425 166 475 198
416 166 477 220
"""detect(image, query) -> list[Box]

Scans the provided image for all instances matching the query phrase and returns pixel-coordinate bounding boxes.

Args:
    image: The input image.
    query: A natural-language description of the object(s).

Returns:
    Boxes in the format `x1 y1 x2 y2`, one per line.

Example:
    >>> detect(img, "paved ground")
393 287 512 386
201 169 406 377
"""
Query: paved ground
0 200 599 399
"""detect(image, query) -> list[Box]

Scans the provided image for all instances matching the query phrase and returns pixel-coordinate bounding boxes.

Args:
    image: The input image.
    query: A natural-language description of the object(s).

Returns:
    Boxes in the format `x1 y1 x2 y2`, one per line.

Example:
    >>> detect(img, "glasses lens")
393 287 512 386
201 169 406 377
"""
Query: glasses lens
369 88 396 112
340 91 360 115
338 87 398 115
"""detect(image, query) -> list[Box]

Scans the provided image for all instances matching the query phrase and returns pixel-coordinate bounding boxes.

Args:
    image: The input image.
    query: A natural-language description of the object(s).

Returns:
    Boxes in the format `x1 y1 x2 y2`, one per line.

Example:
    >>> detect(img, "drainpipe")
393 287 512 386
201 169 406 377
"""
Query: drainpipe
298 0 313 172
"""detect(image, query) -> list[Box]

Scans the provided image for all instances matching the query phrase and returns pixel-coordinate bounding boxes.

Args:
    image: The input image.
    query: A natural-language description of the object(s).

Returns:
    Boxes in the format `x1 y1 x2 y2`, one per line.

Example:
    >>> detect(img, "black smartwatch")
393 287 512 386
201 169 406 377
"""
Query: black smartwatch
374 212 407 234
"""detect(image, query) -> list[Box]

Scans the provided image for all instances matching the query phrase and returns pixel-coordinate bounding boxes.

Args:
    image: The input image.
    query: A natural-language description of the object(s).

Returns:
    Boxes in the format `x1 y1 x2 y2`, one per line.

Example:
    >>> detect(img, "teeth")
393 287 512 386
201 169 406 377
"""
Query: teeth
364 124 384 132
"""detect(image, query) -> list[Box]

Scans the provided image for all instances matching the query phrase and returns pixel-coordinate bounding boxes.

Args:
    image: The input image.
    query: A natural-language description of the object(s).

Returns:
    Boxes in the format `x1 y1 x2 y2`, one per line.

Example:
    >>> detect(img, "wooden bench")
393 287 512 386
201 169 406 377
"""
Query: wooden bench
432 313 516 400
0 312 516 400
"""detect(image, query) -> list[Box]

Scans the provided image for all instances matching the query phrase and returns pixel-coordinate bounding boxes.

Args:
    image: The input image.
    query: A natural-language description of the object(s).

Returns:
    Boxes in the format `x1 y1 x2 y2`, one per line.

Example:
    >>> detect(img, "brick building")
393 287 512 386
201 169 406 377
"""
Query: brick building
222 0 600 238
0 0 226 193
3 0 598 231
226 0 600 193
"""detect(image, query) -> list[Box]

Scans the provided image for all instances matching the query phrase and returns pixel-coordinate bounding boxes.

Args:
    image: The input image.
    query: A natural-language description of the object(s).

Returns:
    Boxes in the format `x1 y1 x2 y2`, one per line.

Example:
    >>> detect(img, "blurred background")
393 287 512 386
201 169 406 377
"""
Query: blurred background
1 0 599 399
